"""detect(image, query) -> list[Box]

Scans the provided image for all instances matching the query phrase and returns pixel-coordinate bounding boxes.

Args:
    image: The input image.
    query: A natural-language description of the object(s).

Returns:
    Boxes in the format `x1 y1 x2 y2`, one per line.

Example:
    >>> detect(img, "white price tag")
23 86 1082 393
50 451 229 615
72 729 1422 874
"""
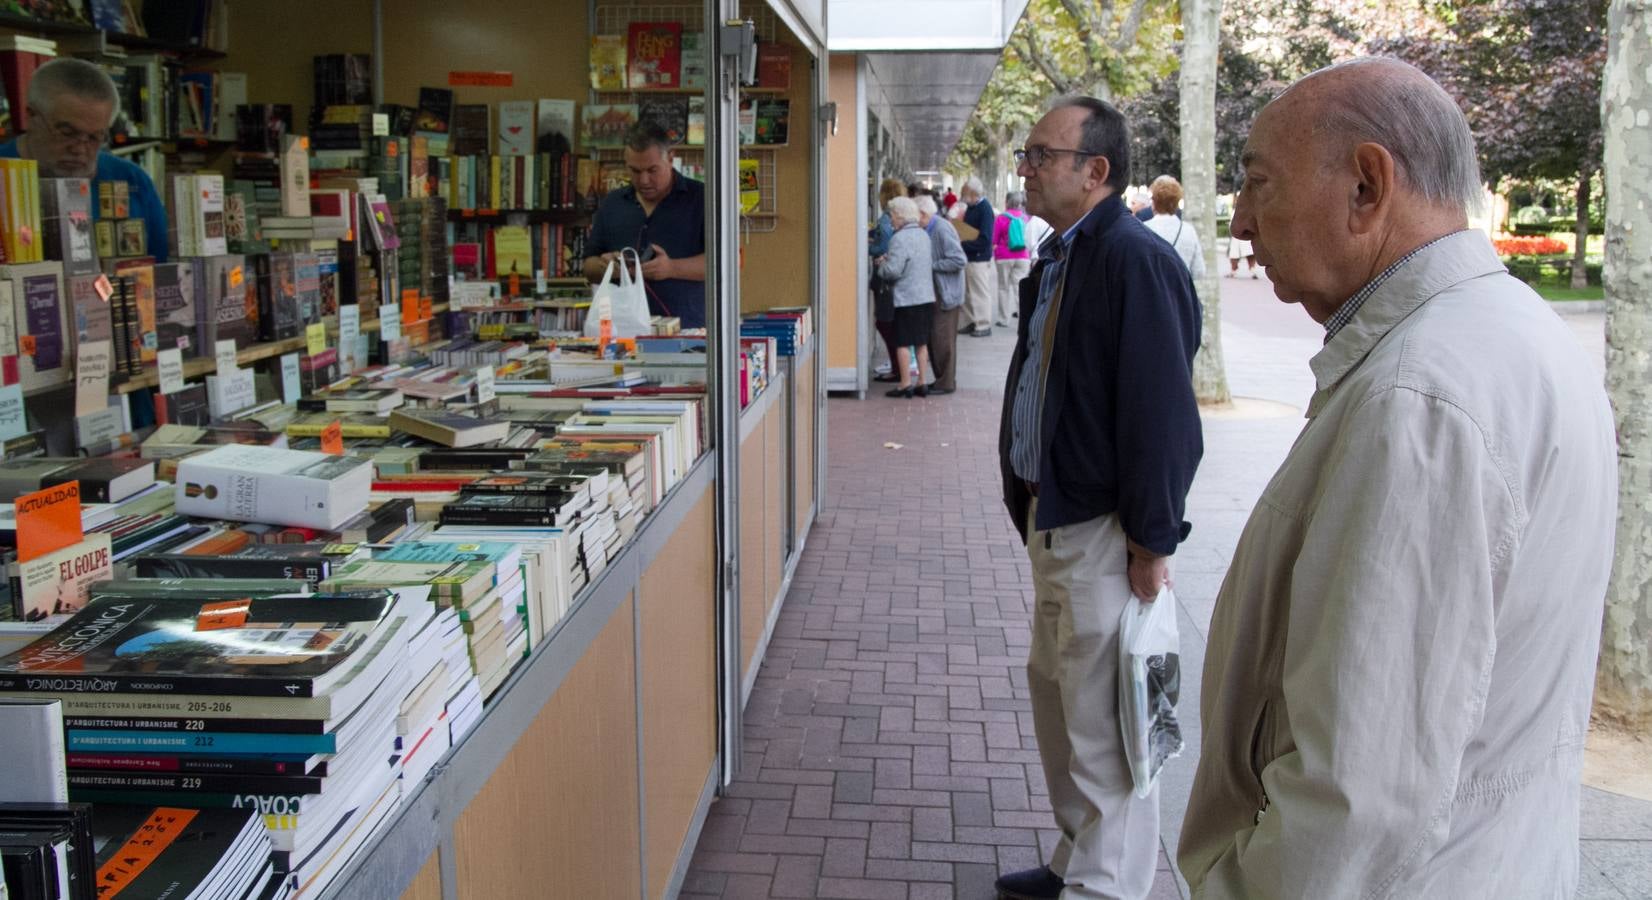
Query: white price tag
74 339 112 417
280 352 301 403
0 384 25 441
372 113 390 137
215 338 239 375
475 366 496 405
379 304 401 344
339 305 361 372
157 347 185 395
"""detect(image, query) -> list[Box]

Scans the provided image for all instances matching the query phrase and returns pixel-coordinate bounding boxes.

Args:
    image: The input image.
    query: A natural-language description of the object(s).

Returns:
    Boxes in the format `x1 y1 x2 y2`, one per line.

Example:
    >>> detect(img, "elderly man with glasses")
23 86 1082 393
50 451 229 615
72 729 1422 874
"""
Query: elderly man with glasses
0 57 169 261
995 97 1203 900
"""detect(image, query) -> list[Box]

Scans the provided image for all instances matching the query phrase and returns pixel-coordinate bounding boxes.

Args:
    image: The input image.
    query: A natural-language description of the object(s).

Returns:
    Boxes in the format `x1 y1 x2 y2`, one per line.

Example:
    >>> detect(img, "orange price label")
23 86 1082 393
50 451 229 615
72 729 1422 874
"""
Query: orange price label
320 420 344 455
95 808 199 895
448 70 514 87
19 335 35 355
508 273 521 298
229 266 244 288
599 317 613 347
195 599 251 631
15 482 82 563
401 289 420 324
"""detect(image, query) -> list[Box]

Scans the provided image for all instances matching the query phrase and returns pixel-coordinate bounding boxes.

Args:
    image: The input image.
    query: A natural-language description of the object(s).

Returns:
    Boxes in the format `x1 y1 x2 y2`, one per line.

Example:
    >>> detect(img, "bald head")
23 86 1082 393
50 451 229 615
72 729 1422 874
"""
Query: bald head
1260 57 1482 214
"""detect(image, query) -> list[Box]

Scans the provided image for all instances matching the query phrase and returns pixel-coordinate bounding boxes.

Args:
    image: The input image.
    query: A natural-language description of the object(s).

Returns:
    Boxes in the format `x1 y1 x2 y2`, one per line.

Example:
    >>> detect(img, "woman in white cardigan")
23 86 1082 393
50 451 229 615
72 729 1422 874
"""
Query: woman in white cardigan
873 196 936 398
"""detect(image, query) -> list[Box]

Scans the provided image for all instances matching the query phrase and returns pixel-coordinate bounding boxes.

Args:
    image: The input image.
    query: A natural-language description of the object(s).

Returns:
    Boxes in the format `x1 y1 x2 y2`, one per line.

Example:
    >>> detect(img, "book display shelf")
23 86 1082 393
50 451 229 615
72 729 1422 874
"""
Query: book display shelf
0 0 825 898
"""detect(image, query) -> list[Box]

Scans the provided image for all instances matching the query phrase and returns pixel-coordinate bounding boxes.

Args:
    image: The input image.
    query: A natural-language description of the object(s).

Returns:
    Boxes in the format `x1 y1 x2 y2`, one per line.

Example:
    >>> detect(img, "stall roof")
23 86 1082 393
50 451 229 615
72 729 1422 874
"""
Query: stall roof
826 0 1026 51
864 52 1003 171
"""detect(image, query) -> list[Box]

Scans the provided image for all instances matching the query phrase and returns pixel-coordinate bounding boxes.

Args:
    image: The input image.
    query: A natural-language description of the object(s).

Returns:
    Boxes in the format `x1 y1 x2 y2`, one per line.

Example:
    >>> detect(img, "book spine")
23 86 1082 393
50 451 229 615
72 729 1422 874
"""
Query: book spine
132 556 329 583
67 769 324 794
66 728 337 754
0 668 324 698
65 714 326 734
67 787 312 813
439 510 559 526
21 691 334 720
68 751 323 775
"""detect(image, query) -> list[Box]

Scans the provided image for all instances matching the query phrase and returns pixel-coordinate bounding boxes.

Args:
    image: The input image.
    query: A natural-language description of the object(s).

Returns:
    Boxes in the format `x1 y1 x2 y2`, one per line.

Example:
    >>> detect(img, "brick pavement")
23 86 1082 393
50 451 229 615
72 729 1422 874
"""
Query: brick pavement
682 328 1181 899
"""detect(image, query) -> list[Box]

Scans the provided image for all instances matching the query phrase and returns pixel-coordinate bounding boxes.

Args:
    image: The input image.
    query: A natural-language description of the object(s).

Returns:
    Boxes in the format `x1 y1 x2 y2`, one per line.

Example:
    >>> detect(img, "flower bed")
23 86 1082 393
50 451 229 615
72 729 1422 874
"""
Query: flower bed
1494 236 1569 257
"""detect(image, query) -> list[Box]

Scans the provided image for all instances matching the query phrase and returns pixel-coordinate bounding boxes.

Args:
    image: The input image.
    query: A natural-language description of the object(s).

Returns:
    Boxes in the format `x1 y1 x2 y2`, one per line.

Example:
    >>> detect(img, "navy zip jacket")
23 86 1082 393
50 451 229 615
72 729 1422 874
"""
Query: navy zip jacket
997 194 1203 555
961 198 995 262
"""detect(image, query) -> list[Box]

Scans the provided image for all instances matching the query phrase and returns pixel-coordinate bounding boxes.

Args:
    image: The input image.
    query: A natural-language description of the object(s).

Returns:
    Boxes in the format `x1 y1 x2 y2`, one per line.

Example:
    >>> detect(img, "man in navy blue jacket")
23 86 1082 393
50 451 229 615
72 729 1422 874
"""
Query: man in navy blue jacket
994 97 1203 900
958 177 997 337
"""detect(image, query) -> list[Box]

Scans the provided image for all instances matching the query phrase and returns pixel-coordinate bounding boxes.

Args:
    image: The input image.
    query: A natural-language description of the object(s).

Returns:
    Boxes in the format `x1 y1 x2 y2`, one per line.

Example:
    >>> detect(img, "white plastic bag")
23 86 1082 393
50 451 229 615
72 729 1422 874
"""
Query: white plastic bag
583 247 654 339
1118 588 1184 798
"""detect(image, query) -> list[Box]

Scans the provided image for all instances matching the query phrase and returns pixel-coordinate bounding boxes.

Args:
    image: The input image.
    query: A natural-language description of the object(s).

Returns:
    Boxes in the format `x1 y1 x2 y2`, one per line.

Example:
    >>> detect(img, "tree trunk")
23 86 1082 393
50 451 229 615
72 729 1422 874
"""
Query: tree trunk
1598 0 1652 730
1179 0 1230 405
1572 171 1591 291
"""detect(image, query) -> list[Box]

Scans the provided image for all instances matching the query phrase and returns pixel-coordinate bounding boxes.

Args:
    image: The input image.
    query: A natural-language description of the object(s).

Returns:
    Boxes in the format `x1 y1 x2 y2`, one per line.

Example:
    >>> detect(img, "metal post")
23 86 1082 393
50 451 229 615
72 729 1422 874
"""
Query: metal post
371 0 384 106
710 0 745 787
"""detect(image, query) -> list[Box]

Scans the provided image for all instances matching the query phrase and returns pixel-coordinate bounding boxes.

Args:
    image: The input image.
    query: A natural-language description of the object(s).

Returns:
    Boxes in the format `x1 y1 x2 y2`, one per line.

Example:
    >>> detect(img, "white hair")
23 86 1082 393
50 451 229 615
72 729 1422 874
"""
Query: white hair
963 176 984 196
27 58 120 124
915 195 938 216
1306 57 1483 213
887 195 920 225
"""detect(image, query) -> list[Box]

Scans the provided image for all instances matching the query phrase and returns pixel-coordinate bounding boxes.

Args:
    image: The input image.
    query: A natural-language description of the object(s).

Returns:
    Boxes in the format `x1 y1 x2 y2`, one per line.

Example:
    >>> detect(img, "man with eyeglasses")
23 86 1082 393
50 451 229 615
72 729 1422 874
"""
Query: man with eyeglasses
582 122 705 329
0 58 169 261
995 97 1202 900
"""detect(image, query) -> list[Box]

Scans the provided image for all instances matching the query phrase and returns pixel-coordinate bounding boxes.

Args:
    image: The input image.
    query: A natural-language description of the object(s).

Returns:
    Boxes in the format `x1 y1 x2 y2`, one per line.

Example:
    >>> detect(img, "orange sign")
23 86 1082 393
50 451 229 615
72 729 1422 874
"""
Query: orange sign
15 482 82 563
95 808 199 895
401 289 421 325
320 420 344 455
195 599 251 631
448 70 514 87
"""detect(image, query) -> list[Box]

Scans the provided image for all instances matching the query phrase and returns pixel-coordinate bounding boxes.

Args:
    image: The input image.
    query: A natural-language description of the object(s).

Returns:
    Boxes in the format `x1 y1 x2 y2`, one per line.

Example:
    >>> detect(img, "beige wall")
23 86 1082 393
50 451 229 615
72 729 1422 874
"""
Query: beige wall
738 32 814 314
224 1 375 132
825 53 861 374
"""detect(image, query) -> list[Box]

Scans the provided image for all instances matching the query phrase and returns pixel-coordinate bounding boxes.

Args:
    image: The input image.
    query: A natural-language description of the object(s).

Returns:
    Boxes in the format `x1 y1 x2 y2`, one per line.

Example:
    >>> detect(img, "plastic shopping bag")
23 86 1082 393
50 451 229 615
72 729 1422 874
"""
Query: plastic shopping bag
583 247 654 339
1118 589 1184 798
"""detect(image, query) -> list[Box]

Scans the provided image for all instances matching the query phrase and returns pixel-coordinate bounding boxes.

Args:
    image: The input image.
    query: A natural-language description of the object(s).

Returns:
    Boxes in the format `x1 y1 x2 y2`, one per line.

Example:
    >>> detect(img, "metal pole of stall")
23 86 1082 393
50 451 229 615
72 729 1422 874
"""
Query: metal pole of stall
710 0 747 787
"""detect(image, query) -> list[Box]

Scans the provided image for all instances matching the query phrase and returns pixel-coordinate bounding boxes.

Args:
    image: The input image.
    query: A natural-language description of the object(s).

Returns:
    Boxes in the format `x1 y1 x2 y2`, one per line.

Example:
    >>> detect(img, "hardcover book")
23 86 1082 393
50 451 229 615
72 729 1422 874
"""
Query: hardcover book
134 543 354 585
39 178 98 276
151 262 197 356
627 22 682 89
173 445 374 530
582 104 638 149
589 35 626 90
413 87 454 137
637 95 687 146
497 100 535 157
2 263 69 392
0 593 398 698
450 104 490 157
89 805 262 897
756 41 792 89
535 99 576 154
388 408 510 448
753 99 790 146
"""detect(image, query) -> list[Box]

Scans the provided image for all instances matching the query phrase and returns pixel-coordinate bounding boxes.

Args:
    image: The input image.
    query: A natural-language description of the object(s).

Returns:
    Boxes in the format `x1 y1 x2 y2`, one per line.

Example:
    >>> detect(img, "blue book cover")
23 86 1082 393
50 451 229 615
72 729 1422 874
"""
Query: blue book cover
67 729 337 755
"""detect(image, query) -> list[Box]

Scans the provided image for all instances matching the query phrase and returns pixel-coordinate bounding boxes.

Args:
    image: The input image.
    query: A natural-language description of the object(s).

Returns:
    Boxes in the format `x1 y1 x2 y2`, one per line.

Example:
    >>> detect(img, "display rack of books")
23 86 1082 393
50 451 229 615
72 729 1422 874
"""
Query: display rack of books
587 1 790 231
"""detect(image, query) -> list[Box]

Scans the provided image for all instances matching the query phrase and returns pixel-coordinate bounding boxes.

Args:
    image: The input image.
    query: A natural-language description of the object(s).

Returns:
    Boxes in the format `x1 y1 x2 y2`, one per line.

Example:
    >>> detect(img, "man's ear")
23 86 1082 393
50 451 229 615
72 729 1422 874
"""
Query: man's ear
1349 142 1396 235
1088 155 1112 192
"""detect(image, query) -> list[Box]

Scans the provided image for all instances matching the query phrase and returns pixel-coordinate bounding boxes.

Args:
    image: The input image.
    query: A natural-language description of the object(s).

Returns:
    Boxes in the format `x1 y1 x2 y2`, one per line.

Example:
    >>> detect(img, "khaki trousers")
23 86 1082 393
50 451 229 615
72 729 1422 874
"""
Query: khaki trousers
996 258 1030 325
1026 502 1159 900
929 305 961 391
964 261 995 331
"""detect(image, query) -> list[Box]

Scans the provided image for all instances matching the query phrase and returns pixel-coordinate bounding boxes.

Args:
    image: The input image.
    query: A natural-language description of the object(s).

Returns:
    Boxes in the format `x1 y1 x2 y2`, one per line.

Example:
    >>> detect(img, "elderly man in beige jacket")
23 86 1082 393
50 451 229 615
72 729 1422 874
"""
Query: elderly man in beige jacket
1178 58 1618 898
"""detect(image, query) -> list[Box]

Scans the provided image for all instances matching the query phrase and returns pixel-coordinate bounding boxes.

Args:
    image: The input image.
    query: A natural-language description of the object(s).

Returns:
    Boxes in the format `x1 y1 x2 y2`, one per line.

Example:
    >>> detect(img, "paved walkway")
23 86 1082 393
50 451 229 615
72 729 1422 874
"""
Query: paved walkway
683 277 1649 899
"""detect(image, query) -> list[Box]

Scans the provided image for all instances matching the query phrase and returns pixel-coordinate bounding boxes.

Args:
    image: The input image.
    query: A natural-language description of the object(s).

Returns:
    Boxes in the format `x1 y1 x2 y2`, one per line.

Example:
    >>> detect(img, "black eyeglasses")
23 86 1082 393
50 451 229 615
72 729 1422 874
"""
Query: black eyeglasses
1013 146 1096 169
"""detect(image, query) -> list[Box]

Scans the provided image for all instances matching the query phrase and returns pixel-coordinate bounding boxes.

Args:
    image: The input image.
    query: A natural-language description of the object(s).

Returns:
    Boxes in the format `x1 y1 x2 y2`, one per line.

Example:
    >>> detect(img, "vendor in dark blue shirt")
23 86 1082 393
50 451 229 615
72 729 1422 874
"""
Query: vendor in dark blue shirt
0 58 169 262
583 123 707 328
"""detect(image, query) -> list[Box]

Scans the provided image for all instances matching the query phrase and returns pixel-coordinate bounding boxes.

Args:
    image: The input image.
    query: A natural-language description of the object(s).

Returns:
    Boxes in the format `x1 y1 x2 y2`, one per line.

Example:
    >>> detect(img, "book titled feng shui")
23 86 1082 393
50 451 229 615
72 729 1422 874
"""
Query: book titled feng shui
627 22 682 89
173 444 373 530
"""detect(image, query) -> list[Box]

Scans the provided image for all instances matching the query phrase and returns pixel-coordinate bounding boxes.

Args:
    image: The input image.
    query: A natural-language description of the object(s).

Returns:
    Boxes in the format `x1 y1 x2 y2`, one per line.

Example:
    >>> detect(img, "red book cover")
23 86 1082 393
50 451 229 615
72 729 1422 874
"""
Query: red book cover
756 42 791 90
627 22 682 89
485 228 498 279
0 50 46 132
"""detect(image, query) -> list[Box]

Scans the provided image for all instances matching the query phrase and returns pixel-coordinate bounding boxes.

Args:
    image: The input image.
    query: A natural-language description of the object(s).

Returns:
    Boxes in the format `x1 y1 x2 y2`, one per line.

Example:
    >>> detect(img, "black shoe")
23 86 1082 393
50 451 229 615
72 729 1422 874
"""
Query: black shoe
884 386 914 399
969 327 992 338
927 385 954 395
959 324 976 334
872 372 899 383
995 865 1064 899
914 384 929 397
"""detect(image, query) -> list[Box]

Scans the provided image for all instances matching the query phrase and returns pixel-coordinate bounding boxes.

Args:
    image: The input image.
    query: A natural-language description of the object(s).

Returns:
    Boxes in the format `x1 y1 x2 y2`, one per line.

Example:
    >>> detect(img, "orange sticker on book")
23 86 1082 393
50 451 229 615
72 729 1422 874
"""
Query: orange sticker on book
94 274 113 301
95 808 199 894
19 335 35 355
15 482 82 563
229 266 244 288
320 420 344 455
195 599 251 631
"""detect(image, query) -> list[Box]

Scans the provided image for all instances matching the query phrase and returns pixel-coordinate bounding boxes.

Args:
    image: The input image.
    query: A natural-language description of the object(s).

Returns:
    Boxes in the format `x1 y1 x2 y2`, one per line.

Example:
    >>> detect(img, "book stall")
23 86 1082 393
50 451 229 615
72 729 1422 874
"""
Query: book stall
0 1 825 898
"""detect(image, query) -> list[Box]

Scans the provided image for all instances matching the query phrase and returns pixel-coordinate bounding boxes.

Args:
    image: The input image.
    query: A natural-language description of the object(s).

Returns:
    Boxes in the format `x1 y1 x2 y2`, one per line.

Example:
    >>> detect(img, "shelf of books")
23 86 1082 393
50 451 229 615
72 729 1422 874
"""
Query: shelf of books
0 0 826 895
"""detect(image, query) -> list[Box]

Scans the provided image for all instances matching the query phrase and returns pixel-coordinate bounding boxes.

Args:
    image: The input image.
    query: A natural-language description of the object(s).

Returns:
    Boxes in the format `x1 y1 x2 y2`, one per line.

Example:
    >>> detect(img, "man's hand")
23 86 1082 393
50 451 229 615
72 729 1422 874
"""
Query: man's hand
640 244 674 281
1126 540 1172 602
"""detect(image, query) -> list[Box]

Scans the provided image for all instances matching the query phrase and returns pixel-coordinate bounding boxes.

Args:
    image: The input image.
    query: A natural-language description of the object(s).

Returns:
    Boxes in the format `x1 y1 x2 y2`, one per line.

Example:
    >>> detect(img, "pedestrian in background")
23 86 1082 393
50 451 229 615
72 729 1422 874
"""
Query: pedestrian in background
993 191 1033 328
958 176 997 337
918 194 966 395
874 196 936 398
868 177 906 383
1143 175 1204 278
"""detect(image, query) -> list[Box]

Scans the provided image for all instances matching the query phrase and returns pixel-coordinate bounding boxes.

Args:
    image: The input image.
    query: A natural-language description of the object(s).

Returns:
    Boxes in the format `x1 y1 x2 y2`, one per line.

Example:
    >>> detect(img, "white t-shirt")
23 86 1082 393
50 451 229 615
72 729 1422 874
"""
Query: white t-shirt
1144 213 1205 279
1024 216 1055 259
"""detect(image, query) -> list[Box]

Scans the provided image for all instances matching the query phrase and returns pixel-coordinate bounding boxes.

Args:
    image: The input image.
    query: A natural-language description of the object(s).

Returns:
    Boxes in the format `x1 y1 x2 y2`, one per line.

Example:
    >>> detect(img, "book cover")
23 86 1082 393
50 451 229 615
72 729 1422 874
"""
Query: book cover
69 273 111 346
388 408 510 448
589 35 626 90
681 32 707 91
413 87 454 135
582 104 638 149
173 445 374 531
739 159 761 214
497 101 534 157
279 134 312 218
627 22 682 89
40 178 97 276
151 262 197 355
68 770 325 795
255 253 302 341
493 225 532 277
756 41 792 89
90 805 261 896
687 96 706 146
637 96 687 146
450 104 490 157
126 265 157 364
0 593 396 697
14 534 113 621
134 543 346 585
753 99 790 146
738 98 757 145
68 752 324 775
535 99 576 154
41 457 155 503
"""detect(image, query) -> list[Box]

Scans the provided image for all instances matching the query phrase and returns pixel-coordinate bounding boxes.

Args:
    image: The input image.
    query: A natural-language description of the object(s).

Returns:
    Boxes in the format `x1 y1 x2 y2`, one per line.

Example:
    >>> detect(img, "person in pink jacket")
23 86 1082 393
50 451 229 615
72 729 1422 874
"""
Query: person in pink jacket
992 191 1032 328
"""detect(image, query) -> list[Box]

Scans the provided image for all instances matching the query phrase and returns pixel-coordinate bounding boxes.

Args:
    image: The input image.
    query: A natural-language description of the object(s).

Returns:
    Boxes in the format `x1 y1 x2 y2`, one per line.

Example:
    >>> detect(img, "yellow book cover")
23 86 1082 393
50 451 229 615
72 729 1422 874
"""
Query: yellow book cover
739 159 760 214
494 225 532 277
589 35 626 90
489 155 502 210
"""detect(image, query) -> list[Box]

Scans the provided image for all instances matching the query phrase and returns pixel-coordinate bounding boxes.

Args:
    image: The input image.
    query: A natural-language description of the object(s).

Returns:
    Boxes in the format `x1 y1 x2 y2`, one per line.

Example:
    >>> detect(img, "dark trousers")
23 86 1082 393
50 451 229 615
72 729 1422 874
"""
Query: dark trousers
929 305 961 391
876 318 900 373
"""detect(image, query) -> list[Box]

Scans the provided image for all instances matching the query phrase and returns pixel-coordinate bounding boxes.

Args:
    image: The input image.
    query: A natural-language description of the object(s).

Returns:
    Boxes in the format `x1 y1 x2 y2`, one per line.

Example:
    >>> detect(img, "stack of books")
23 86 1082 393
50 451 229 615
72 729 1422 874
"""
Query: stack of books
740 306 813 356
0 586 425 896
